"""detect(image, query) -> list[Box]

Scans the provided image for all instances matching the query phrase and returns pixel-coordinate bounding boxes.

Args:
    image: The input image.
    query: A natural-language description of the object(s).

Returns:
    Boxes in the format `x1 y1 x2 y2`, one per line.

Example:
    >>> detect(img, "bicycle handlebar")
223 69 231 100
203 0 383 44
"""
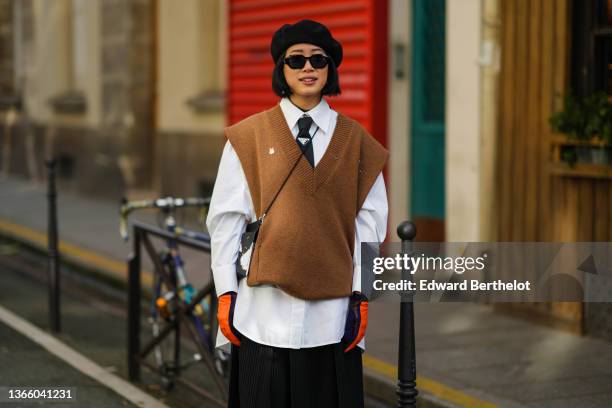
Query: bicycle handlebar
119 196 211 241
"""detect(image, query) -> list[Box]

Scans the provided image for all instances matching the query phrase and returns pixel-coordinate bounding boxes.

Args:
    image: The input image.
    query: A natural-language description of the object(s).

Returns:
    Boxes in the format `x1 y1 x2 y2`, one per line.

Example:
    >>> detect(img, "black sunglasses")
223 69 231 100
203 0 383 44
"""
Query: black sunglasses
284 54 331 69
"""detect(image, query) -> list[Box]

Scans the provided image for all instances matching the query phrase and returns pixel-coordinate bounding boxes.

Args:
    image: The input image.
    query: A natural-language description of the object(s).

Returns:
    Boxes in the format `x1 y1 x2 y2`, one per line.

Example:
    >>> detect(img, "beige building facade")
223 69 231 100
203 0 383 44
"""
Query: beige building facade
0 0 227 200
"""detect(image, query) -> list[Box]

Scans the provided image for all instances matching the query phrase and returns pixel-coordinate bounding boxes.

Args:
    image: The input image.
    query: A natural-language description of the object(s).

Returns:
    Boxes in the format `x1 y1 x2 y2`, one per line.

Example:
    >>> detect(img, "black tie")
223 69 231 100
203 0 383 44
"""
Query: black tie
296 115 314 167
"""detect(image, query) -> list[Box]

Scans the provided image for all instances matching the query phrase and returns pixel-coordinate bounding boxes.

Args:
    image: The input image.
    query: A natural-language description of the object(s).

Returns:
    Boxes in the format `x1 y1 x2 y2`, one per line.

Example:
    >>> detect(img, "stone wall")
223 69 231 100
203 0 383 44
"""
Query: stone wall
100 0 155 193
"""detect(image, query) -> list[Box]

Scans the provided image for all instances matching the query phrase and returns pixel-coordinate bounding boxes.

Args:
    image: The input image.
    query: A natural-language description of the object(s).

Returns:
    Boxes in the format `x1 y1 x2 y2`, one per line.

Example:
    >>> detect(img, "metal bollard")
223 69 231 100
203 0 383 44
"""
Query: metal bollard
396 221 418 407
127 228 141 381
46 159 61 333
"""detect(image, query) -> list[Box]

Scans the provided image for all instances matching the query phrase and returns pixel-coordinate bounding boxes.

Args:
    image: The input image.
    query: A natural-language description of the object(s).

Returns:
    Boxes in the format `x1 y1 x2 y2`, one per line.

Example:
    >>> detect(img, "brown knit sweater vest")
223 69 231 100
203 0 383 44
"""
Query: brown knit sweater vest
225 103 388 300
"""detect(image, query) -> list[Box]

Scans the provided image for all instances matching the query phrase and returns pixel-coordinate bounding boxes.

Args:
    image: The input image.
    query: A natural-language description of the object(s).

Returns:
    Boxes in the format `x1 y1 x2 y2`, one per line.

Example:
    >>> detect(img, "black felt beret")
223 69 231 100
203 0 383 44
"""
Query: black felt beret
270 19 343 68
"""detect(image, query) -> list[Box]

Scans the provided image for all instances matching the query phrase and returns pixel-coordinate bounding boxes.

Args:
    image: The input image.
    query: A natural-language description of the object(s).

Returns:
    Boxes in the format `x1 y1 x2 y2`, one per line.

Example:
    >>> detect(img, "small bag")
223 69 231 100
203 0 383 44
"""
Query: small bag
235 125 318 280
235 218 262 280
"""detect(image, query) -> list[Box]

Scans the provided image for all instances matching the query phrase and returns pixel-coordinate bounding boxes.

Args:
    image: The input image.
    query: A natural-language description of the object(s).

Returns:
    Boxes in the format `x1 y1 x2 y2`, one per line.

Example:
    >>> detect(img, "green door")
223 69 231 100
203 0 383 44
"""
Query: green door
410 0 446 240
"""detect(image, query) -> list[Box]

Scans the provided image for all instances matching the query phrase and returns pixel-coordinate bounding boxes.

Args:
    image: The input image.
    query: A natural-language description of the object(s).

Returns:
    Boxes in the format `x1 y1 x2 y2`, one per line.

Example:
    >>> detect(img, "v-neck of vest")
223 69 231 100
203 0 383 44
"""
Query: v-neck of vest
267 103 354 194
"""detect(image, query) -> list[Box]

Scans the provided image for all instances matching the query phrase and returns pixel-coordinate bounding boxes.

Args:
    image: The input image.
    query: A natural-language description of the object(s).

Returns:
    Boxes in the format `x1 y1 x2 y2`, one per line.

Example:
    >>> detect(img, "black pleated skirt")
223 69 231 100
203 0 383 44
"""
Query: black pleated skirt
227 331 364 408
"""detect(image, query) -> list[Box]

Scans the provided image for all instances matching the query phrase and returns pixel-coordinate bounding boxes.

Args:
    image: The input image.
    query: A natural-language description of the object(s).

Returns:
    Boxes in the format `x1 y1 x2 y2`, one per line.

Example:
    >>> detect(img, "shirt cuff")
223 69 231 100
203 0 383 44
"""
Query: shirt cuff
212 264 238 297
352 264 362 293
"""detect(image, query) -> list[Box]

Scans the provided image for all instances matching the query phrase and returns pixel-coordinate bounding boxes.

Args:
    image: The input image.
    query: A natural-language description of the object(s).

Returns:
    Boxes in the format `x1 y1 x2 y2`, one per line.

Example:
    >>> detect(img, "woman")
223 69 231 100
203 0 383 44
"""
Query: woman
206 19 388 408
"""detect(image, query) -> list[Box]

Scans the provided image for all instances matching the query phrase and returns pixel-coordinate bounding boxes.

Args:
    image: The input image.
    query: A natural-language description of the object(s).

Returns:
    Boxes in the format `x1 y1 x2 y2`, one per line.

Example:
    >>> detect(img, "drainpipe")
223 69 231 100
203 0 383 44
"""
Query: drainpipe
478 0 501 242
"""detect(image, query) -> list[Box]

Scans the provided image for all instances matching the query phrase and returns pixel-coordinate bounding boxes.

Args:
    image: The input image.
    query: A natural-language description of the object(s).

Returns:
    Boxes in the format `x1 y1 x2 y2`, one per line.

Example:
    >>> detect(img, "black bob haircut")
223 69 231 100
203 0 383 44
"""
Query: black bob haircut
271 53 342 97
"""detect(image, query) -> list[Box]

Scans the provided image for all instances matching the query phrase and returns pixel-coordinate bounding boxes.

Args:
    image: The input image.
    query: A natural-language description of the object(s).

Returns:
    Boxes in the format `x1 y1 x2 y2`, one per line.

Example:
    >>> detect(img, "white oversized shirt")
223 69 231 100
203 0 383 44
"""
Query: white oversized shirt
206 96 388 352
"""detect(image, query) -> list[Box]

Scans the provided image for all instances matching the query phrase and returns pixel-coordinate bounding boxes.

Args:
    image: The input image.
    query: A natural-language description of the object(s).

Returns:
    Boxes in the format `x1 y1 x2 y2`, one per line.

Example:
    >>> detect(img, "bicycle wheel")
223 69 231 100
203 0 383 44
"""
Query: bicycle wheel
208 295 232 382
147 253 180 391
181 307 230 402
192 293 232 384
146 254 230 403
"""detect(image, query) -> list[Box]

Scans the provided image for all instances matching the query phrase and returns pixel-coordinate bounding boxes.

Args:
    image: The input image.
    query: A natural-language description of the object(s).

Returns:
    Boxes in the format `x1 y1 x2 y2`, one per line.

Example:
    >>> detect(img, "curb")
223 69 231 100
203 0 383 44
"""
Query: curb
0 220 130 293
363 367 460 408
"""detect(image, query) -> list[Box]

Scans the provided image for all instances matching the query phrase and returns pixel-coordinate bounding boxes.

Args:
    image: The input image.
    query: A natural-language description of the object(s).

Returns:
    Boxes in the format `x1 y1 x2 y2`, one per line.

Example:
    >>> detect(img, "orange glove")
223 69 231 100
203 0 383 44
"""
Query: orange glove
217 291 241 347
342 292 368 352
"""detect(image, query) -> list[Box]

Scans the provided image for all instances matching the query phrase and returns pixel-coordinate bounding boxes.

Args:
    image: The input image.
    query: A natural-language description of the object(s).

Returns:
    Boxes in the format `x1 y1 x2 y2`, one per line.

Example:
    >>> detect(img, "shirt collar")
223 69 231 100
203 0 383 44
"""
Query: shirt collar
279 96 332 135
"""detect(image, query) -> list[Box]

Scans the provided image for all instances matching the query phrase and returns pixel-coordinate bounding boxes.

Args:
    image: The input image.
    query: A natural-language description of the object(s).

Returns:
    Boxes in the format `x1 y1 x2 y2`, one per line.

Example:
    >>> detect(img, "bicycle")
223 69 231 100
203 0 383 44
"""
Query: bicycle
119 196 230 405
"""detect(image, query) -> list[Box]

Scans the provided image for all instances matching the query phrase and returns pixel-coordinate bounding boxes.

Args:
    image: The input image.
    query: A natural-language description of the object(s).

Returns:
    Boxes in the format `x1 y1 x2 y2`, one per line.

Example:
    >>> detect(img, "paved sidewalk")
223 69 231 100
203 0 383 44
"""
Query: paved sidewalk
0 319 140 408
3 175 612 407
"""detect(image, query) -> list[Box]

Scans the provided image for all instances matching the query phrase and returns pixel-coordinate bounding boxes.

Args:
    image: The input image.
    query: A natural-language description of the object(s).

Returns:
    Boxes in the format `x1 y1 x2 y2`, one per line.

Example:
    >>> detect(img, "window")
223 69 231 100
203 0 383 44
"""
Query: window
185 0 225 113
570 0 612 99
48 0 88 114
0 0 25 110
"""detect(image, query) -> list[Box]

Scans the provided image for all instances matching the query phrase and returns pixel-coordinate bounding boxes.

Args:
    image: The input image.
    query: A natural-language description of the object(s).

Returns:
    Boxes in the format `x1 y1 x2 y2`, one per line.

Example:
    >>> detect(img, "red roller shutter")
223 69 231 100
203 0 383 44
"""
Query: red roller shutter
226 0 388 148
